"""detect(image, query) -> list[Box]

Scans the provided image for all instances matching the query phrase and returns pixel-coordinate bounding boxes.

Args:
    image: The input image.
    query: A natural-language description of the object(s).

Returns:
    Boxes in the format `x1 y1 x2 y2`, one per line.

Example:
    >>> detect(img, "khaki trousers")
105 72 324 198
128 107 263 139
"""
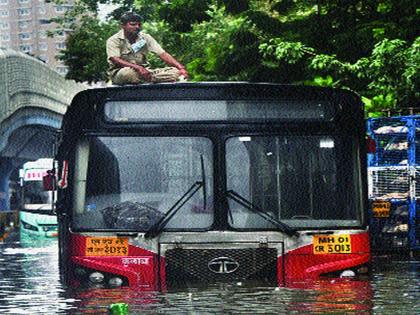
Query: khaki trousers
112 67 180 85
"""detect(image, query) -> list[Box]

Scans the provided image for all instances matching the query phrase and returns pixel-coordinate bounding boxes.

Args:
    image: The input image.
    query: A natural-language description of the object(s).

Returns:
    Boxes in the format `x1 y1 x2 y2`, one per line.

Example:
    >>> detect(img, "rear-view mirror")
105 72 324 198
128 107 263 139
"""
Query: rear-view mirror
43 170 56 191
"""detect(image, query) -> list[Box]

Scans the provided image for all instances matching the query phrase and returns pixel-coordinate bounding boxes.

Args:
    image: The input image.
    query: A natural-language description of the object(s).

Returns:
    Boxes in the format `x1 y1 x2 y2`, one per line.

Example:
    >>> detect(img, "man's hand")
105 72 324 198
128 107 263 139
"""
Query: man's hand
134 65 152 82
159 52 189 80
178 68 189 80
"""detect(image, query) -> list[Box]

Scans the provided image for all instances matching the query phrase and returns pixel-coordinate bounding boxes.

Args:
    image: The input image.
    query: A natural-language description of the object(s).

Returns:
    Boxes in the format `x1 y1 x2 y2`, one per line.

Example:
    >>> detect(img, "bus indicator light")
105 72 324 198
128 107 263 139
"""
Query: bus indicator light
85 237 129 256
313 234 352 254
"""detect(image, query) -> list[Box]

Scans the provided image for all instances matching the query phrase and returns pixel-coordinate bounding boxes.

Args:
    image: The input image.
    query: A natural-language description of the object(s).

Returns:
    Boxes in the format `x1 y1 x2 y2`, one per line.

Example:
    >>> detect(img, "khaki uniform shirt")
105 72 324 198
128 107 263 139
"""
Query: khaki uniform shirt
106 30 165 78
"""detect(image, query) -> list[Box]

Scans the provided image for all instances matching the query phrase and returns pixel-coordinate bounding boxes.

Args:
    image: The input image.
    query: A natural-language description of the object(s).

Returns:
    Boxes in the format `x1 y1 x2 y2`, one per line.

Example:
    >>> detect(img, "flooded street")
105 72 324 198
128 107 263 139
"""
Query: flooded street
0 233 419 314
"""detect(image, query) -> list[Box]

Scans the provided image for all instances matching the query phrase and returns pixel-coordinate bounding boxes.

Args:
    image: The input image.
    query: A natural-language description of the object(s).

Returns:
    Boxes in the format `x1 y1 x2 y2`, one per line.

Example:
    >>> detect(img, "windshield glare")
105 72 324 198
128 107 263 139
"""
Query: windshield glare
226 135 362 229
73 137 213 231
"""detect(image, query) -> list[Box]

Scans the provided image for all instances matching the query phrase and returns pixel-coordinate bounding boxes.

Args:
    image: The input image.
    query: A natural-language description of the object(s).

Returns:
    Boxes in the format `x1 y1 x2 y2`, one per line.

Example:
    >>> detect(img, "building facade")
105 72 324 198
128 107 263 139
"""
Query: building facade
0 0 72 75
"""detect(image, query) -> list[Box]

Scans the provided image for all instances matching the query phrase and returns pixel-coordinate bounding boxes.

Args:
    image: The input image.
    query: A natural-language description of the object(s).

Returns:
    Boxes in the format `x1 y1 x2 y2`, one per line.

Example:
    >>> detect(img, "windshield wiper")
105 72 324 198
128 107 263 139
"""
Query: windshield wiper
144 181 203 238
145 154 208 239
225 190 299 237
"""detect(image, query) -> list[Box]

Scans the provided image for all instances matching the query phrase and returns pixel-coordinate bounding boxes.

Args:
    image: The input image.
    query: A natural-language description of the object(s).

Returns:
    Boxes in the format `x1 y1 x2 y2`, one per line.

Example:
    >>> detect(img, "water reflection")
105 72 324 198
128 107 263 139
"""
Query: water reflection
0 235 419 314
69 282 374 315
0 234 76 314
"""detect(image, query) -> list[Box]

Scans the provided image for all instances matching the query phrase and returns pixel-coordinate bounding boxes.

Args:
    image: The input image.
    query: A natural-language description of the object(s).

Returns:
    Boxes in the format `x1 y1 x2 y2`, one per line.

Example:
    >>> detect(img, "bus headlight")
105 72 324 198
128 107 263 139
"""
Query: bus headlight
108 277 123 287
321 264 370 279
74 265 129 288
339 270 356 278
21 220 38 231
89 272 105 283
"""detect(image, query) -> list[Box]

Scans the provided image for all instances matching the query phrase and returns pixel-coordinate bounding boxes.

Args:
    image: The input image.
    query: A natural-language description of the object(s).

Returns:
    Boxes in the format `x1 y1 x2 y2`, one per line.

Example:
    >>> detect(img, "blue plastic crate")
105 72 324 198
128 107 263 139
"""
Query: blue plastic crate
367 116 420 252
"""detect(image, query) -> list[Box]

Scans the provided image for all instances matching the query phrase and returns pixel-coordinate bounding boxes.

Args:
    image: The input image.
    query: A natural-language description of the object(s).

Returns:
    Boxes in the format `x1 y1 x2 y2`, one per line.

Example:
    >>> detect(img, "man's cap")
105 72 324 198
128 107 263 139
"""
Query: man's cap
120 12 142 24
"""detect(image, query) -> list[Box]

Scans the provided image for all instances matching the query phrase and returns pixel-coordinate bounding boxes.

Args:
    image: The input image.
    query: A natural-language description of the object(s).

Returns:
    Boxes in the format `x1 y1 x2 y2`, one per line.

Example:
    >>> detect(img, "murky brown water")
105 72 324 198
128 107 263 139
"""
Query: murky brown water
0 234 419 314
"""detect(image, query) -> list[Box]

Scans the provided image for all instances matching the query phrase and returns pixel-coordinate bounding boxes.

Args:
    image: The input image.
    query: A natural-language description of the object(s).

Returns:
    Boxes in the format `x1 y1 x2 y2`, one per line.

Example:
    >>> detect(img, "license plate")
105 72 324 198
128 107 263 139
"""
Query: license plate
372 200 391 218
85 237 128 256
313 234 352 254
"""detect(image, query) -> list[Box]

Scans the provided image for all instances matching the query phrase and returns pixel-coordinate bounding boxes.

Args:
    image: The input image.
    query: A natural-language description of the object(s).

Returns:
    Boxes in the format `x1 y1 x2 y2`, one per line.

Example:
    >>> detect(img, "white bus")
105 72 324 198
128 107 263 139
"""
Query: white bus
19 158 58 238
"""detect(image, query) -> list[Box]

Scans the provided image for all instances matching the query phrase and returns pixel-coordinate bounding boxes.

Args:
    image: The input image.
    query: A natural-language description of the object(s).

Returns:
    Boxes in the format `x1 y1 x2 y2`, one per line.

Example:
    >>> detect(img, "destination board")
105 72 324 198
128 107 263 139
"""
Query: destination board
371 200 391 218
85 237 128 256
313 234 351 254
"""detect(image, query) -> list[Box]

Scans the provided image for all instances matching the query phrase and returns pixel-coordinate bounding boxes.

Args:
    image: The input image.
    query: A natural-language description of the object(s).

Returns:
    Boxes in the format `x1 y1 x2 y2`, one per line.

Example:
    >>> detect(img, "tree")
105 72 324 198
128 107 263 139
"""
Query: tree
58 0 419 115
260 37 419 116
58 16 118 83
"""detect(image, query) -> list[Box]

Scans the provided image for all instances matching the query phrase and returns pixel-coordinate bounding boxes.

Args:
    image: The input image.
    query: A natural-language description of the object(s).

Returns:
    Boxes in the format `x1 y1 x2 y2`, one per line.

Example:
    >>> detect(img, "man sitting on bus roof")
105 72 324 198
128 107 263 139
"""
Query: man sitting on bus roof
106 12 189 85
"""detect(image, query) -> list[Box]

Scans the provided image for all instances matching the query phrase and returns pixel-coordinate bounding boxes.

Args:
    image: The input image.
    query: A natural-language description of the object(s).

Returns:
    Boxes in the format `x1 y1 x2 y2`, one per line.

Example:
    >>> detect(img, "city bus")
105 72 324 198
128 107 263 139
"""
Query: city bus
19 158 58 238
53 82 370 290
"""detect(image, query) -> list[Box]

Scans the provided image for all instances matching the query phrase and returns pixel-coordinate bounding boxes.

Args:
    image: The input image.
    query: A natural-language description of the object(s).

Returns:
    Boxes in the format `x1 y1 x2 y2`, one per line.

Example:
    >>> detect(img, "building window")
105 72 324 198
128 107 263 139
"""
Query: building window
0 33 10 41
0 22 9 30
20 44 32 53
19 32 32 40
39 42 47 50
38 30 47 38
0 9 9 16
17 8 31 16
55 42 66 50
18 20 31 29
55 5 64 13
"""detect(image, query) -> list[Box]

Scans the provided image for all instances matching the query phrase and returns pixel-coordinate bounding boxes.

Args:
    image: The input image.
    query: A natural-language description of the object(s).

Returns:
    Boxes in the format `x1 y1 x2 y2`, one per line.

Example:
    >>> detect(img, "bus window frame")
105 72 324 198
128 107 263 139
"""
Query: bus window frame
65 126 367 233
222 130 366 231
66 132 219 234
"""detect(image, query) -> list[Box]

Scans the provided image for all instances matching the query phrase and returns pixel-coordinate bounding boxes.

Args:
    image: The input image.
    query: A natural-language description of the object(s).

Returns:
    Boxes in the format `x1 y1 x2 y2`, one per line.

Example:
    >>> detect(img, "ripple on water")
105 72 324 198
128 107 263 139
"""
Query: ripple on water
0 239 419 314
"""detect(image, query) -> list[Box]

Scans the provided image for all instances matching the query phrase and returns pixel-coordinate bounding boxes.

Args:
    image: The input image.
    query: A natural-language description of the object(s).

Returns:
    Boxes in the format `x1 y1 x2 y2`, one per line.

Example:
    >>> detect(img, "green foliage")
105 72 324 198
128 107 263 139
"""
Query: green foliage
58 16 119 83
260 36 419 115
183 4 254 80
260 40 314 64
158 0 212 32
305 75 340 88
58 0 419 115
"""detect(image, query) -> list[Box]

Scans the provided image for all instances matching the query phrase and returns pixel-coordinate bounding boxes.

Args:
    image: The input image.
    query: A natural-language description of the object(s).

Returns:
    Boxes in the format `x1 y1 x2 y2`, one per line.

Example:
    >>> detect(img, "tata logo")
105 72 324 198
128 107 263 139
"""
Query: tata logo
208 257 239 274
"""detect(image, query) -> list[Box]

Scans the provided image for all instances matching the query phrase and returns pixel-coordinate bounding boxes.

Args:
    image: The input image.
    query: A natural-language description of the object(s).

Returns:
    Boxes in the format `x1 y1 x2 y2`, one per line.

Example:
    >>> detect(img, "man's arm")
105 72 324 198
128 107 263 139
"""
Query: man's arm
109 56 152 82
159 52 189 78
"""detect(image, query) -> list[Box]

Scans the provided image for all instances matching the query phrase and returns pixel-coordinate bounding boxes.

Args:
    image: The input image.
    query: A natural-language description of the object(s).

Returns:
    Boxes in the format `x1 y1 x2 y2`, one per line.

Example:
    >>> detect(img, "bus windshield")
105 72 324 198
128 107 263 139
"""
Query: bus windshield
73 133 362 231
226 135 362 228
23 181 52 205
72 136 213 231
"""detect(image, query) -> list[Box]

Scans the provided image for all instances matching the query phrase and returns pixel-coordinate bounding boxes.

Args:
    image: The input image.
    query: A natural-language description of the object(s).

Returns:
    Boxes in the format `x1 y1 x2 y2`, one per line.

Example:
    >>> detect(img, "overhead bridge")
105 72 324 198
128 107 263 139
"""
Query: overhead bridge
0 48 86 211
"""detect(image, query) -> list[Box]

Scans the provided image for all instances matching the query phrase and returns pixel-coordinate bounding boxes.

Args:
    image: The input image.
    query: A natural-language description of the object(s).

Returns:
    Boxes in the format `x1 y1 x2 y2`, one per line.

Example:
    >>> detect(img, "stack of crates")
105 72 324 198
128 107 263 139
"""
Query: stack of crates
367 116 420 253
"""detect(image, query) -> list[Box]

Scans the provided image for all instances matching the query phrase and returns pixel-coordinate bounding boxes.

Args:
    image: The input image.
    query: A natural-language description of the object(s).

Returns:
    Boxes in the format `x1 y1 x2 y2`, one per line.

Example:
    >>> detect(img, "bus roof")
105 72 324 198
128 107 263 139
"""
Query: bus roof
73 82 360 103
61 82 363 135
22 158 53 170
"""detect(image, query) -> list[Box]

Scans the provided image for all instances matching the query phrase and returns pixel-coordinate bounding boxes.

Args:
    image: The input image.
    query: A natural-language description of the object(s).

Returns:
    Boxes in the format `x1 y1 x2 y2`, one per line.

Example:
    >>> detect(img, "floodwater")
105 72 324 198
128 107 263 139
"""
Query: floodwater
0 232 419 314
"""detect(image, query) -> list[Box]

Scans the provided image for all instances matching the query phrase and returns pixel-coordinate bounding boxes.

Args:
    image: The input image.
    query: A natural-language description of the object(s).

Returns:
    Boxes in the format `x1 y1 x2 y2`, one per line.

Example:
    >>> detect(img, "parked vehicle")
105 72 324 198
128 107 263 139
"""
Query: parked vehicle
19 159 57 238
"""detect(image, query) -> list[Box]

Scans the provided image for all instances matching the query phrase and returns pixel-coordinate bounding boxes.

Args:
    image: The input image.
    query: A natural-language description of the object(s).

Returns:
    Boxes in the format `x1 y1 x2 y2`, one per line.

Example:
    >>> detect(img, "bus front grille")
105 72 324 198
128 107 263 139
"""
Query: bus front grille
165 248 277 287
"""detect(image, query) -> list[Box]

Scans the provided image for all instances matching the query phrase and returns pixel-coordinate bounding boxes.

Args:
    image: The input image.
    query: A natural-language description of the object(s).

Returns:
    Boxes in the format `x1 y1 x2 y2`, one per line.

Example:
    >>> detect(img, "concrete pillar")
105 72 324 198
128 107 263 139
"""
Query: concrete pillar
0 157 14 211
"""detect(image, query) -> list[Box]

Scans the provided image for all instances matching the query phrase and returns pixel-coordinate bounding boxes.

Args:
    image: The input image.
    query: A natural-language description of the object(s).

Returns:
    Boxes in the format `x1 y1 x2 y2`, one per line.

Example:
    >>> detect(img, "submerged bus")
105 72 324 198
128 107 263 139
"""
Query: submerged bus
54 82 370 289
19 159 58 238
